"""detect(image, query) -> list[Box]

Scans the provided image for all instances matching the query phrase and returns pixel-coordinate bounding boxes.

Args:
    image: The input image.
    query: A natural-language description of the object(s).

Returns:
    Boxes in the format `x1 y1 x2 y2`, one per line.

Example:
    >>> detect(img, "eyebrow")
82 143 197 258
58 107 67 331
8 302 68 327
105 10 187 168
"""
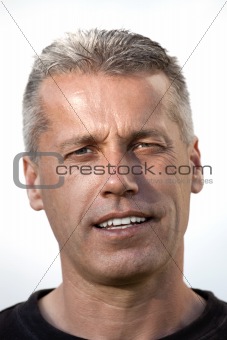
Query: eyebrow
127 129 171 143
56 135 97 153
56 128 171 153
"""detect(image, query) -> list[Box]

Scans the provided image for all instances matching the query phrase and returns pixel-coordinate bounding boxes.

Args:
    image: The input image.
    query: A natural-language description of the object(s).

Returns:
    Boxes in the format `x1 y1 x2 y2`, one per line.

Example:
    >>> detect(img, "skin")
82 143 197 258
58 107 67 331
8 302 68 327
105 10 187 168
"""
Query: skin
24 72 205 339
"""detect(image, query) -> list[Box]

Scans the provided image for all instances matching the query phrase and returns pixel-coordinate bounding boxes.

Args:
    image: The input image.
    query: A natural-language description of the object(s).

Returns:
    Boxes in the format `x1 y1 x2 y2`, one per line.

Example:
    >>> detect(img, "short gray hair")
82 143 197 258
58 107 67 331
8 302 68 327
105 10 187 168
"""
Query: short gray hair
23 29 194 153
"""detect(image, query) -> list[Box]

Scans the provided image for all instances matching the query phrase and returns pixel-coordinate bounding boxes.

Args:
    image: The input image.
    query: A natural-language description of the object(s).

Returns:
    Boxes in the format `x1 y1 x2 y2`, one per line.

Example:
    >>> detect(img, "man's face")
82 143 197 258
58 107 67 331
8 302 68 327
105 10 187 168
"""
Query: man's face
25 72 202 285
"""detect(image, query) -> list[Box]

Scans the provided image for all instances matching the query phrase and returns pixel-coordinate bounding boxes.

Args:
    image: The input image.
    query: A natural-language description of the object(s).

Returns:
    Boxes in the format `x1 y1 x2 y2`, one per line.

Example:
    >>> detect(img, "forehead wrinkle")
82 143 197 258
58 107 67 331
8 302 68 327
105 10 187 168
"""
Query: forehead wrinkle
56 125 172 154
40 72 177 153
55 126 111 153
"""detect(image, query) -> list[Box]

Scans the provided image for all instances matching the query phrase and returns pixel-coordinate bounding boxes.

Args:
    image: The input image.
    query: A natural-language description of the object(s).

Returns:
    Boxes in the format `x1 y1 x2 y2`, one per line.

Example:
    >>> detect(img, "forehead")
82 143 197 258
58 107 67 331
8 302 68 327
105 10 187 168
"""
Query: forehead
38 72 180 144
40 71 169 104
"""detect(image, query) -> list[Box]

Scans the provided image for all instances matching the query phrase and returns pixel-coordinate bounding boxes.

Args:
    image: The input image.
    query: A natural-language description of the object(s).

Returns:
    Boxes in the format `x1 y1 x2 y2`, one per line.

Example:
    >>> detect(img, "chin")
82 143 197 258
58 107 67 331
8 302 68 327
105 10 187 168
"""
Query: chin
82 253 169 287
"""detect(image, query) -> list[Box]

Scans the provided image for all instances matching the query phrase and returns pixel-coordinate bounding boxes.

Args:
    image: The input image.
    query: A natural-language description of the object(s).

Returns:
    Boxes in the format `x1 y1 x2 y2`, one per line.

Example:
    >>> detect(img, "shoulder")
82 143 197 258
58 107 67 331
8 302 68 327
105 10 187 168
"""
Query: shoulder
0 289 54 339
194 288 227 313
0 301 24 338
0 289 82 339
159 289 227 339
190 289 227 339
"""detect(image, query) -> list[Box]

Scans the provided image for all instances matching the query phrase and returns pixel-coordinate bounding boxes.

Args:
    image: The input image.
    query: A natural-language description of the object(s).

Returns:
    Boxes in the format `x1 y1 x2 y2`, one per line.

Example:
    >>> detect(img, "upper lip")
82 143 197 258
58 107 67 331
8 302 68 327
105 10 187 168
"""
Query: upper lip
94 211 152 226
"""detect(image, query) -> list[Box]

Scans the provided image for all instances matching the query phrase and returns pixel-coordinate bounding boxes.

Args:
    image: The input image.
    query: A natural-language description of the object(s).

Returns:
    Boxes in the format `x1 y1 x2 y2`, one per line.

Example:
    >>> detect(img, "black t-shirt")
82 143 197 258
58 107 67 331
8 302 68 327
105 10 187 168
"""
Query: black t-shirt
0 289 226 339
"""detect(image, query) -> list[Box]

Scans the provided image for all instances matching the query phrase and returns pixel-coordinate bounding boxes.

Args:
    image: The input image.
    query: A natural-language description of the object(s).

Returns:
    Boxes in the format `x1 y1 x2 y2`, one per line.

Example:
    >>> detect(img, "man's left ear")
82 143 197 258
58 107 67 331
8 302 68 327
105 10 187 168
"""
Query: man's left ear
189 137 203 194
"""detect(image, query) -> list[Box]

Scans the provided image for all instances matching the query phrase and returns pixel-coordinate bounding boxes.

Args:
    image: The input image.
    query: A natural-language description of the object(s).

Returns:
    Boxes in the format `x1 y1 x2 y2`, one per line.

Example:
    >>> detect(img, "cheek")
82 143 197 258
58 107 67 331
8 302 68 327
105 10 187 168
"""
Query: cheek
164 179 191 236
40 174 100 240
149 167 191 238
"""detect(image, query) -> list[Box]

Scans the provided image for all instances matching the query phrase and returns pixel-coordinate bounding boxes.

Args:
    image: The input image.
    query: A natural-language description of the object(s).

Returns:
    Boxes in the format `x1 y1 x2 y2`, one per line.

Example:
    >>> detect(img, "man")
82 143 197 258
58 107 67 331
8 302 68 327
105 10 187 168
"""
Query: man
0 29 226 339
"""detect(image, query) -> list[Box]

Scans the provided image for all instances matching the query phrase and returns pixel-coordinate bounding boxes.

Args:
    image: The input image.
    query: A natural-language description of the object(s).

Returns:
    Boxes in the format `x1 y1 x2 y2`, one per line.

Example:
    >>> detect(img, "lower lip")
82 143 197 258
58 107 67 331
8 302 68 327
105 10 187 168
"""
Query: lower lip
92 220 154 238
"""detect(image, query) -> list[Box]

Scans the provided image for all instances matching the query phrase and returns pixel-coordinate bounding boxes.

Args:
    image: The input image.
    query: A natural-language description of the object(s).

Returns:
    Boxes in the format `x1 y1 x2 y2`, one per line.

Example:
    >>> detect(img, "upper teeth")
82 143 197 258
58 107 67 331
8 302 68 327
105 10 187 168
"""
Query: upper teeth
98 216 146 228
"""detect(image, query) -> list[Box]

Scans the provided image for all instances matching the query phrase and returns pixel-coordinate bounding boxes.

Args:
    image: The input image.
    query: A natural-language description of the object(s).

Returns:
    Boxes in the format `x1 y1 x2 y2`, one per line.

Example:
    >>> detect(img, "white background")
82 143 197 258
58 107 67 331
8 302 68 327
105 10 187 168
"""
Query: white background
0 0 226 310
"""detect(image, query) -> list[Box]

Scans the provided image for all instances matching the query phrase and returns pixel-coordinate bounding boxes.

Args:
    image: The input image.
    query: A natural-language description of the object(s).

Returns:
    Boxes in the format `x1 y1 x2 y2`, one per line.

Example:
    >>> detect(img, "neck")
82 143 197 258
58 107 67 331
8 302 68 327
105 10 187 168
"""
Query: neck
39 251 205 339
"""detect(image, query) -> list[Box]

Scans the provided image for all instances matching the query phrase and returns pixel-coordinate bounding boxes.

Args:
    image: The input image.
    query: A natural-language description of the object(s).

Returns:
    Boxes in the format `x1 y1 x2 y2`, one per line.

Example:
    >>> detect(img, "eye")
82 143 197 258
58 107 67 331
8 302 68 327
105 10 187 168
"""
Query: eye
133 142 164 150
73 147 93 155
136 143 151 149
65 147 93 159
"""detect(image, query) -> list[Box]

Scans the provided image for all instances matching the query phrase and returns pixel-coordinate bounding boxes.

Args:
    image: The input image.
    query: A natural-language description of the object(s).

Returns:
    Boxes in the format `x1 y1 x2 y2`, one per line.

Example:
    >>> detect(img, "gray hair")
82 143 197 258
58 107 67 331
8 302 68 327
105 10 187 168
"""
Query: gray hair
23 29 194 153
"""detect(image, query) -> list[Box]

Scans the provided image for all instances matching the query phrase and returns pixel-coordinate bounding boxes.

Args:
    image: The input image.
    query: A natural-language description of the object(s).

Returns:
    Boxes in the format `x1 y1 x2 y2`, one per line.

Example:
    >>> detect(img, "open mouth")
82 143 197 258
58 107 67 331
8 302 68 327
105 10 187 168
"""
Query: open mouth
94 216 151 230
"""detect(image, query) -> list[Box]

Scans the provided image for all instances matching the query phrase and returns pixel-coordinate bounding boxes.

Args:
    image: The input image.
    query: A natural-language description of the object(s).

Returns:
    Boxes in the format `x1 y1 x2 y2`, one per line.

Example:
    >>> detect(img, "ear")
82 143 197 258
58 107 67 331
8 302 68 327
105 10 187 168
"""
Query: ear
189 137 203 194
23 156 44 211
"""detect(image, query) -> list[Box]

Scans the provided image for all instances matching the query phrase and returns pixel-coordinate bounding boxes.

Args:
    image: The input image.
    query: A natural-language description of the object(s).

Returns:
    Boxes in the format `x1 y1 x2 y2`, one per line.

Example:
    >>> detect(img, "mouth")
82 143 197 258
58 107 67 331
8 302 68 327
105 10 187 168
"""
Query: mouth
94 216 152 230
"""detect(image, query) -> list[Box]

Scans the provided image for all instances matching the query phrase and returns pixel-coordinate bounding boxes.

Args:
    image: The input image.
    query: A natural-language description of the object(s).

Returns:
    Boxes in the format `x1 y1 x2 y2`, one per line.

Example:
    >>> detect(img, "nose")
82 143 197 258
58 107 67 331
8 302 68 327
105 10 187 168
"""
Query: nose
100 158 139 198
